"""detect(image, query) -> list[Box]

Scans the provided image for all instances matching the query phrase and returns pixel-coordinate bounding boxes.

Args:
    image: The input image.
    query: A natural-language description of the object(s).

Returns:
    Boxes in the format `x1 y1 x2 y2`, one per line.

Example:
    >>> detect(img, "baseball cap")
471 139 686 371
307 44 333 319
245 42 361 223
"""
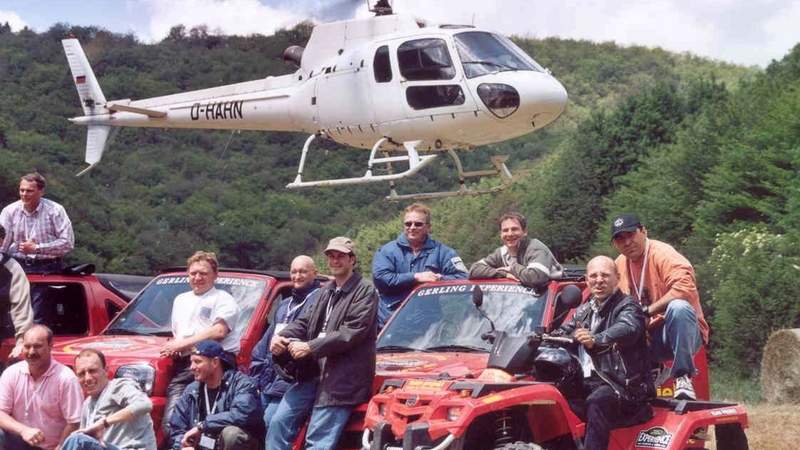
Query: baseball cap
192 340 235 368
324 236 355 255
610 213 642 240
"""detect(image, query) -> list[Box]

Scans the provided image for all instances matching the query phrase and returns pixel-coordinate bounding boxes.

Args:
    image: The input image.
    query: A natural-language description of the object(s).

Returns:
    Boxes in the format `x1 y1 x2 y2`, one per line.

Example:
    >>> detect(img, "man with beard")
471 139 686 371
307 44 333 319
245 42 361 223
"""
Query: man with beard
0 325 83 450
250 255 322 441
469 212 562 288
557 256 652 450
61 349 156 450
268 237 378 450
610 213 706 400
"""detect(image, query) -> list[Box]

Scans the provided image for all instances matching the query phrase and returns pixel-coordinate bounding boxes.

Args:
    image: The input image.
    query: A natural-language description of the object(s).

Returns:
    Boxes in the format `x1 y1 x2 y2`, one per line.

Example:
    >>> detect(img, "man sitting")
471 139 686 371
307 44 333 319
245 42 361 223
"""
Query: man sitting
469 212 562 288
556 256 652 450
61 349 156 450
0 325 83 450
168 340 262 450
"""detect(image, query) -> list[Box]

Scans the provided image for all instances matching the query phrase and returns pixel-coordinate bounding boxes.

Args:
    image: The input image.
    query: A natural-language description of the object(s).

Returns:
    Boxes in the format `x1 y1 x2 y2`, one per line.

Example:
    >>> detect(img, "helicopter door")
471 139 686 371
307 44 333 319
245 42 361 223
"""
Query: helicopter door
369 43 405 131
396 37 476 118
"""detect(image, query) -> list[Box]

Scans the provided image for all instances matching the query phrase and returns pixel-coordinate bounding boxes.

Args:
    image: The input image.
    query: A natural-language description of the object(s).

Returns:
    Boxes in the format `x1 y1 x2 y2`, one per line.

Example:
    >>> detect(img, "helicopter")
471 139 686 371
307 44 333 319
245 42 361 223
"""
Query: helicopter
62 0 567 200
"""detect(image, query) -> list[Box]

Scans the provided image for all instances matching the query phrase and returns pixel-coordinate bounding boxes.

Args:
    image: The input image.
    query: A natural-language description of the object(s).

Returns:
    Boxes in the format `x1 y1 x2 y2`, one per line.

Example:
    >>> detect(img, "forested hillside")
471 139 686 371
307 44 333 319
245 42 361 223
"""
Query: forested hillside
2 21 794 376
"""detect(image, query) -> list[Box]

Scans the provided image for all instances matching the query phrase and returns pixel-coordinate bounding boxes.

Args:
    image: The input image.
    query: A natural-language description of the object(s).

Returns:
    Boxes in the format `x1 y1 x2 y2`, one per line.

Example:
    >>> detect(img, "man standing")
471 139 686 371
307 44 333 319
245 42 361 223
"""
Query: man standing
469 212 563 288
557 256 652 450
0 173 74 273
160 251 241 435
610 213 707 400
1 224 34 361
268 237 378 450
168 340 262 450
250 255 321 441
0 325 83 450
372 203 467 327
61 349 156 450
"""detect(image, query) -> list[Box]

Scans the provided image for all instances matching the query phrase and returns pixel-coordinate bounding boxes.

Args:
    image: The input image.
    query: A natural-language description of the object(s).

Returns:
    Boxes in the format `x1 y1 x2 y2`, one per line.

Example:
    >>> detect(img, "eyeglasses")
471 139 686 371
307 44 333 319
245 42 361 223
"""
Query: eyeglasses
404 221 427 228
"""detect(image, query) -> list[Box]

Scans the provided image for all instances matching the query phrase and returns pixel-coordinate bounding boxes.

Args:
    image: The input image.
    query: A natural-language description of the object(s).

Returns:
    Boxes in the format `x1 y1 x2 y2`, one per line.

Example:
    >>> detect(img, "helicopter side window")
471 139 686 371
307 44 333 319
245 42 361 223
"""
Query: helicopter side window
373 45 392 83
397 38 455 81
406 85 465 110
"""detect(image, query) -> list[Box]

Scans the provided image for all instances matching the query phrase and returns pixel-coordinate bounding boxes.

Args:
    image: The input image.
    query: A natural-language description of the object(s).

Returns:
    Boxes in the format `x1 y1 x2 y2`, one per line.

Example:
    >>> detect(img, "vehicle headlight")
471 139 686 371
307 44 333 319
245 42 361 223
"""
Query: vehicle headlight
115 364 155 395
477 83 519 118
446 407 462 421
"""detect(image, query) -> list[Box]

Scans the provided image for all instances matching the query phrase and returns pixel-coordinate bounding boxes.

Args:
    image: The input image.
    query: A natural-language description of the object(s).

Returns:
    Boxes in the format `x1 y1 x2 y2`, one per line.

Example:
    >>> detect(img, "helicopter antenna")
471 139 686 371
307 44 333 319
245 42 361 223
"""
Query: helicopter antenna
368 0 393 16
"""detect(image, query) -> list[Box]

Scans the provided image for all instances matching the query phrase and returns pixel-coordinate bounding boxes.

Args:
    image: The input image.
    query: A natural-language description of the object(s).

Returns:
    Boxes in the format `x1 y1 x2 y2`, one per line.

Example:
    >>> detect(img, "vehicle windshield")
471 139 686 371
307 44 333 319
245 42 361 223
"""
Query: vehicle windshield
454 31 544 78
104 275 266 337
378 283 547 352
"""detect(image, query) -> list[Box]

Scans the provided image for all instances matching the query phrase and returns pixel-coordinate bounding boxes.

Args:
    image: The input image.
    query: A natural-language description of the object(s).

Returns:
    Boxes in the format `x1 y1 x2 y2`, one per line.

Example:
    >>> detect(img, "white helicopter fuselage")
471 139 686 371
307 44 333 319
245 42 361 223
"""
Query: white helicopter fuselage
67 14 566 153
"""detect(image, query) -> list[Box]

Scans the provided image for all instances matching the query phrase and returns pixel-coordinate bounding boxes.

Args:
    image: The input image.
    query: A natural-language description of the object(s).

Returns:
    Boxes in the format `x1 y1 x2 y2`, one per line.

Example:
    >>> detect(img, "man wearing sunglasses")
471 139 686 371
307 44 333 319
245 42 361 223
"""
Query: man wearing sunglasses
372 203 467 328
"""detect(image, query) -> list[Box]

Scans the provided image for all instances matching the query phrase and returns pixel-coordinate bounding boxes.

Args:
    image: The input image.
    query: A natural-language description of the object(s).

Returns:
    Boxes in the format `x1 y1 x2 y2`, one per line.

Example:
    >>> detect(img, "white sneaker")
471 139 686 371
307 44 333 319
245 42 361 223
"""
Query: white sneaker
674 375 696 400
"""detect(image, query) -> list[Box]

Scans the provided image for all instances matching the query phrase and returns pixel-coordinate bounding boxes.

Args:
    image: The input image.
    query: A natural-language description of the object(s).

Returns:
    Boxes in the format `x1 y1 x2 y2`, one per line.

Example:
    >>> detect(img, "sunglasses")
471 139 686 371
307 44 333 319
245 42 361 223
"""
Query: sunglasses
404 221 427 228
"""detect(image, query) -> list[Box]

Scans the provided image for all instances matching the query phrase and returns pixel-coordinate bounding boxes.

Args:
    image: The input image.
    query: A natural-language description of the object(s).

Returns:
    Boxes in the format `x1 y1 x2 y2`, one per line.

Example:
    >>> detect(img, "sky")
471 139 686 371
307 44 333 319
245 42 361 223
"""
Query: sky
1 0 798 67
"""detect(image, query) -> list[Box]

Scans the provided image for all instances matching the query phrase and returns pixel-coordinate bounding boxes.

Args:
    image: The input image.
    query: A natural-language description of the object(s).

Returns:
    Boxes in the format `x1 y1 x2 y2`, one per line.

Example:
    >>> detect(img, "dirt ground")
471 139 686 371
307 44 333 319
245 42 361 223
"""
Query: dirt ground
706 403 800 450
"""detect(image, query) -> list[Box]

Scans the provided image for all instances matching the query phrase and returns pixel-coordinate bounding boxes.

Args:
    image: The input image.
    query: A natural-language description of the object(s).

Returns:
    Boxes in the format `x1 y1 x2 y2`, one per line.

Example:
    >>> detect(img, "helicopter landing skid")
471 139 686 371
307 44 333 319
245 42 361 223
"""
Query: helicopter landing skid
285 134 437 189
385 150 513 201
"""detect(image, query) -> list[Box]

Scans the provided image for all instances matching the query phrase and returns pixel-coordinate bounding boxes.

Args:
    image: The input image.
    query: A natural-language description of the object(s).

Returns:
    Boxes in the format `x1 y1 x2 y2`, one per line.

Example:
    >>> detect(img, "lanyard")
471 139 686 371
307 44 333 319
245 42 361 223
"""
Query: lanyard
627 239 650 303
283 288 319 323
321 289 340 332
203 384 220 416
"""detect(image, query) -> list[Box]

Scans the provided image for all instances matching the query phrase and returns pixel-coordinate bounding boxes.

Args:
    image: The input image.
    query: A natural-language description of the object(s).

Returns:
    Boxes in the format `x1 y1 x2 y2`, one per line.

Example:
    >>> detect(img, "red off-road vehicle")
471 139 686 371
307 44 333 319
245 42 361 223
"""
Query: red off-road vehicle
1 264 151 365
362 279 749 450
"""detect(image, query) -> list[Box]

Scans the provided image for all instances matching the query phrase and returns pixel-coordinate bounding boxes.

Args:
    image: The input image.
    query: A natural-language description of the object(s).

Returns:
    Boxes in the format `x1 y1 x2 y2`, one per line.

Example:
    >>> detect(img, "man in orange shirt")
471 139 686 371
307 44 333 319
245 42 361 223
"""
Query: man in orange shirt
610 214 706 400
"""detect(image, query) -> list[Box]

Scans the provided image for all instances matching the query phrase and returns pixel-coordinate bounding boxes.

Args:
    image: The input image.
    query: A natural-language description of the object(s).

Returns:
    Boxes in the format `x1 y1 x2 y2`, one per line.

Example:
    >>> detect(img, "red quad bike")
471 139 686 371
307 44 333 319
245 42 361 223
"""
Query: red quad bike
363 285 750 450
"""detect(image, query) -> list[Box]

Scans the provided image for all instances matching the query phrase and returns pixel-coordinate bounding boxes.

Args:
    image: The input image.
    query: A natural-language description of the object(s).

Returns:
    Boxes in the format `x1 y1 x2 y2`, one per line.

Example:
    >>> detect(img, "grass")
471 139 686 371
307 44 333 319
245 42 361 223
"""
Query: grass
709 364 762 403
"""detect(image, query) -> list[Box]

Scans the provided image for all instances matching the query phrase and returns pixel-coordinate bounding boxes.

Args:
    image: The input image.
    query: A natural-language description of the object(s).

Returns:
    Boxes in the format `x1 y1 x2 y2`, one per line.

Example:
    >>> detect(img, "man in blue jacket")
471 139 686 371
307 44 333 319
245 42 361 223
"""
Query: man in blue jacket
372 203 468 328
250 255 321 442
168 340 262 450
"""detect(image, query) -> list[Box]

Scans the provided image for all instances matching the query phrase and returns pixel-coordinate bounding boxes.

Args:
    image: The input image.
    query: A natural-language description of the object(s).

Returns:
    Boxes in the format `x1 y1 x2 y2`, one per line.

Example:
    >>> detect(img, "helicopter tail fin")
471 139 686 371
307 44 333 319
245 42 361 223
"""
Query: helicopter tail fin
62 38 108 116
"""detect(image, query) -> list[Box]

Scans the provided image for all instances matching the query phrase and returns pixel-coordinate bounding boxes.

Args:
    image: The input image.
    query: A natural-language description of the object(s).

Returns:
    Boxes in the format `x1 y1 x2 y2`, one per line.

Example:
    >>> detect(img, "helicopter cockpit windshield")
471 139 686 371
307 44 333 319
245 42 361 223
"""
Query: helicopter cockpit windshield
454 31 545 78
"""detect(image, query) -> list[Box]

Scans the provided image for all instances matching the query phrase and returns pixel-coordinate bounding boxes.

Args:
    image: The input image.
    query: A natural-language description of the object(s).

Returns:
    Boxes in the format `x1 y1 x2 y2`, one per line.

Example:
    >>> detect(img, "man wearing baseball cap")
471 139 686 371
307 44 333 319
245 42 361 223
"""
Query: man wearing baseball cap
167 340 262 450
610 213 707 400
268 237 378 450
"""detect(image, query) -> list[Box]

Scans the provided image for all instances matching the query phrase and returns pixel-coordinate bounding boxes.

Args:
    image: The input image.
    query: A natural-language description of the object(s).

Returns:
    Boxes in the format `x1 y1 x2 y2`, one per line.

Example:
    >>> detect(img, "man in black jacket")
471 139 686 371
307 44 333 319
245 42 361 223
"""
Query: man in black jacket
557 256 652 450
168 340 262 450
268 237 378 450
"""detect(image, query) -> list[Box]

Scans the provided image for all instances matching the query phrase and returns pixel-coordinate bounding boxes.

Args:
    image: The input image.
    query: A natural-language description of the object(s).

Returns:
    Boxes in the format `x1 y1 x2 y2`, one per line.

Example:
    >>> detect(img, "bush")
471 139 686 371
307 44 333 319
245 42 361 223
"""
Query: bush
707 226 800 375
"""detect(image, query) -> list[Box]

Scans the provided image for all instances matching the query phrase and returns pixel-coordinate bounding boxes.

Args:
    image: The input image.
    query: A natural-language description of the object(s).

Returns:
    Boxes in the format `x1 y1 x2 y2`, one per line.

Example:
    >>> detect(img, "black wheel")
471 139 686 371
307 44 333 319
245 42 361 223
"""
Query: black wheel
715 423 749 450
496 442 546 450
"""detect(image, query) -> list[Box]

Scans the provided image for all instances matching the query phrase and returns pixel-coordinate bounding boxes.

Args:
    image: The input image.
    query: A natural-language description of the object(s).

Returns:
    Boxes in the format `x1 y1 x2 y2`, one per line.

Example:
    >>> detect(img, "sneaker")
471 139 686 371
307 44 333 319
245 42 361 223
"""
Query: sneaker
674 375 696 400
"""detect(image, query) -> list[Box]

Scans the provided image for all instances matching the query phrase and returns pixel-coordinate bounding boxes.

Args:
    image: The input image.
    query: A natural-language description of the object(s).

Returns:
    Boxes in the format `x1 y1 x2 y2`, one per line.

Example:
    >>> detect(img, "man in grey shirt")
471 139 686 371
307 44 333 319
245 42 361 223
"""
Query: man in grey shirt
61 349 156 450
469 212 562 288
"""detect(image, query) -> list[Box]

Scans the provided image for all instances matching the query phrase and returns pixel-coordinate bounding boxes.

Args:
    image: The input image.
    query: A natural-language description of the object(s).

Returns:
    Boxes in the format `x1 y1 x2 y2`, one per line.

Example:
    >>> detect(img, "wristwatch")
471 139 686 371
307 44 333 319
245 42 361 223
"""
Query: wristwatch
196 421 205 433
642 304 651 317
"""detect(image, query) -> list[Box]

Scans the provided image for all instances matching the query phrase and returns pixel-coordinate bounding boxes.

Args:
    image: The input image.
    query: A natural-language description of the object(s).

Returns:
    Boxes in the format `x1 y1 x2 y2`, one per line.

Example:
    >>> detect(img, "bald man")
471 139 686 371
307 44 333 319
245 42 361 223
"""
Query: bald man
556 256 652 450
250 255 322 442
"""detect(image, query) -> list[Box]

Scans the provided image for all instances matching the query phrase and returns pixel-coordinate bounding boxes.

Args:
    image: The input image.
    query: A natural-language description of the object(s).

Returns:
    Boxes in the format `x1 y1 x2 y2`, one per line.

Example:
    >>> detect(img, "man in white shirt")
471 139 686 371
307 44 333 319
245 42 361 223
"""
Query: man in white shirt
159 251 241 437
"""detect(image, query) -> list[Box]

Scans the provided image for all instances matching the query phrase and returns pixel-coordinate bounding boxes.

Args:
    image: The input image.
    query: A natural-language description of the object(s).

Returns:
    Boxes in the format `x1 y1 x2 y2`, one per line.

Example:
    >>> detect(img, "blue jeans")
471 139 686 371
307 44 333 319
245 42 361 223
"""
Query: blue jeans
262 393 282 448
649 299 702 378
266 380 353 450
61 433 121 450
